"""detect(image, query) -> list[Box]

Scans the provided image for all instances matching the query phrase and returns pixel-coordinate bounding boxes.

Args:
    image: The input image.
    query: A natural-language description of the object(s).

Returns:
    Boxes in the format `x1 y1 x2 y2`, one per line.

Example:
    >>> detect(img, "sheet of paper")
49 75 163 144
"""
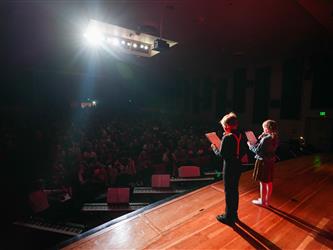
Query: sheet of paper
245 130 257 144
205 132 221 149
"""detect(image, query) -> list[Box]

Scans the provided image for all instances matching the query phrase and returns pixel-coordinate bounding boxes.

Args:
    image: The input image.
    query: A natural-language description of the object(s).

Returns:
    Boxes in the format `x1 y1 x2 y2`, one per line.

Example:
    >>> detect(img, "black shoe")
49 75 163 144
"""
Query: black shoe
216 214 235 225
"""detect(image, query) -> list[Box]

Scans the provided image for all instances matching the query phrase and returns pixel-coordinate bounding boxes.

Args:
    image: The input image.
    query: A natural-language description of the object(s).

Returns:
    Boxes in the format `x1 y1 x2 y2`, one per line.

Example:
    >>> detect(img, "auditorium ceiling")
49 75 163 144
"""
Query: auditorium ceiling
2 0 333 74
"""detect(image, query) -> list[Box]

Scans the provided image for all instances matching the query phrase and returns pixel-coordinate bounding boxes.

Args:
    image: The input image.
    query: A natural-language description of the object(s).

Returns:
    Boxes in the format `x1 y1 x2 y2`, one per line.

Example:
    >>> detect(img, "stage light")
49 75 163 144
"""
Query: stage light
92 101 97 106
153 39 170 51
84 19 177 57
111 38 120 46
84 26 104 47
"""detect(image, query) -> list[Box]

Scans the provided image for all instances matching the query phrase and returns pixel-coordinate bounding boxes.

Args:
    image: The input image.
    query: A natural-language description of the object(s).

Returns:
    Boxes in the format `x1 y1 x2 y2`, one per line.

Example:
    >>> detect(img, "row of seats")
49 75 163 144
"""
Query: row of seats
28 166 202 213
152 158 210 174
107 166 201 203
17 166 204 237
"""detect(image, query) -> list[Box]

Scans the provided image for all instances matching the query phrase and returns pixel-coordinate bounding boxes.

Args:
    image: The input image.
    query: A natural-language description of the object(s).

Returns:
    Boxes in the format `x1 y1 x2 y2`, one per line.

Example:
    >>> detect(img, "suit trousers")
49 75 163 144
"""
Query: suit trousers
223 165 241 219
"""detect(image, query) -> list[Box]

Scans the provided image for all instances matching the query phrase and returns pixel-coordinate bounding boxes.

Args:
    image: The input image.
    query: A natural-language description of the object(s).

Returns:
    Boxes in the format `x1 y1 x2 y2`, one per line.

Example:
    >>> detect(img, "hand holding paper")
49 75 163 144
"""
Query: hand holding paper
205 132 221 149
245 131 257 145
211 143 217 151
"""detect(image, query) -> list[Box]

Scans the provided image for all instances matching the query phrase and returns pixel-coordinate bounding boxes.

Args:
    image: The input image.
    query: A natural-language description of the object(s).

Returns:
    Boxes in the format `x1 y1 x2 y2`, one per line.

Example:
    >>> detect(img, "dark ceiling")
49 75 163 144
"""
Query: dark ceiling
2 0 333 75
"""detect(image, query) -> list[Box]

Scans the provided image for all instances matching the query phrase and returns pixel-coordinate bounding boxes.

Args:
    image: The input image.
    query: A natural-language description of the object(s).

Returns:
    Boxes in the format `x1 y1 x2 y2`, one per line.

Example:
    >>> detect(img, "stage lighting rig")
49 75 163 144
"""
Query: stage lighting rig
83 19 177 57
153 38 170 51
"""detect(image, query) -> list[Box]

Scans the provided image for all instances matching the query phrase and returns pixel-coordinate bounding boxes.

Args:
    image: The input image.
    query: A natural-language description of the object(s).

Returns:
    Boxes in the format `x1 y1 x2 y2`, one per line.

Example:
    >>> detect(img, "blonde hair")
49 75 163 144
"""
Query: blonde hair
220 112 238 130
263 120 278 138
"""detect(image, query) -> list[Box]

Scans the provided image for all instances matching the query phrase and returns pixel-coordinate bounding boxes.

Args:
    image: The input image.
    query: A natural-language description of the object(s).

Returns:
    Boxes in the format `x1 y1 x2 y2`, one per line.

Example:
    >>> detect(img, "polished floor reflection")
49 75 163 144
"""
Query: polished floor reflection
63 154 333 250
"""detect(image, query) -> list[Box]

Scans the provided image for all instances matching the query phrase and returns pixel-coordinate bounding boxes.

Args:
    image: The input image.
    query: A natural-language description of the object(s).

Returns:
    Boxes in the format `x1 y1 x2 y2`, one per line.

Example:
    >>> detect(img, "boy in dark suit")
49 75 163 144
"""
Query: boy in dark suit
211 112 247 225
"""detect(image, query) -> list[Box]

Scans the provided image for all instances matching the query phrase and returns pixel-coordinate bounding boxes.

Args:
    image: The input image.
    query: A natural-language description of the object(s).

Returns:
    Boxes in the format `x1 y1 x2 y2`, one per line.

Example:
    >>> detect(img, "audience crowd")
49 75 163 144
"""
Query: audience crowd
1 109 217 218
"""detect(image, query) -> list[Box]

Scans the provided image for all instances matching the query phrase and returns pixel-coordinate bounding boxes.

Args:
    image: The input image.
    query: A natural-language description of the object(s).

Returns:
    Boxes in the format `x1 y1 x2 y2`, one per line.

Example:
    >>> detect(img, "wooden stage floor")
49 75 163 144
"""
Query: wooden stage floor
62 155 333 249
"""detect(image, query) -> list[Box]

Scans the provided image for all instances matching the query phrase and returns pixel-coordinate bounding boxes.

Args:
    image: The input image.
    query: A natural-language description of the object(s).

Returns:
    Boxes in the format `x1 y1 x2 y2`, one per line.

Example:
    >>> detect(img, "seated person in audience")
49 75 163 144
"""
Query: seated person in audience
162 147 174 176
28 179 50 215
28 178 73 220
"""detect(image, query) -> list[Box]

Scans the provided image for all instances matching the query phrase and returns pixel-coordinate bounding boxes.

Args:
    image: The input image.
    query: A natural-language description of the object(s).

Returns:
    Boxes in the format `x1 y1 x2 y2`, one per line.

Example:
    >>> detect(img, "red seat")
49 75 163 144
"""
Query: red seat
28 190 50 213
178 166 200 178
107 187 130 204
151 174 170 188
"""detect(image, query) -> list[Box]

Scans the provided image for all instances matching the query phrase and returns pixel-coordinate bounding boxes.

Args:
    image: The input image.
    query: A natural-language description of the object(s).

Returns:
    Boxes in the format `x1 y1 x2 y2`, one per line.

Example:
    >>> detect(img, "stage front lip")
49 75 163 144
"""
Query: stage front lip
55 184 203 249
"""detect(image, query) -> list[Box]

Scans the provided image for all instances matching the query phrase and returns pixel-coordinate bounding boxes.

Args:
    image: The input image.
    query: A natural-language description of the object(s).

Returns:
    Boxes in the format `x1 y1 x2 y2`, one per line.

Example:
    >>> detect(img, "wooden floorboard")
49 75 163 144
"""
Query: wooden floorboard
63 154 333 250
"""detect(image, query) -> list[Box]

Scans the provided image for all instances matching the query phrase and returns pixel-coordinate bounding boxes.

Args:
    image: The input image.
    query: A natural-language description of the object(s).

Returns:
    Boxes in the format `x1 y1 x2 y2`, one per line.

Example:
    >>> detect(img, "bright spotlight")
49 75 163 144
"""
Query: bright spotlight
111 38 120 46
92 101 97 106
84 26 104 47
84 19 178 57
